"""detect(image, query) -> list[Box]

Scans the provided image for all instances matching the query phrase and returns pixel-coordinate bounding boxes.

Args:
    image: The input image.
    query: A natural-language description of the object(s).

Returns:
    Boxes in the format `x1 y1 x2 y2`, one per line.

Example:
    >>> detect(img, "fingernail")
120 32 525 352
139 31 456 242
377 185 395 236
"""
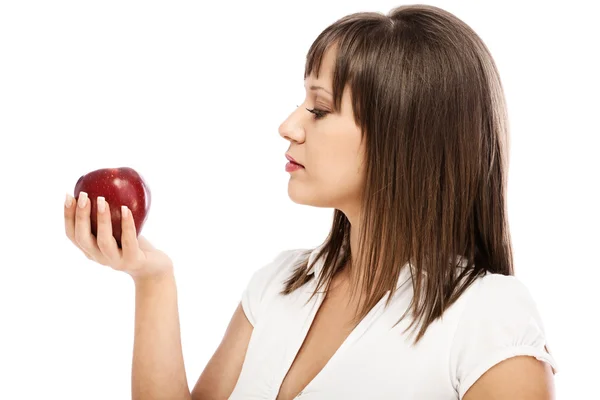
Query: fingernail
121 205 129 218
97 196 106 213
65 193 73 208
78 192 88 208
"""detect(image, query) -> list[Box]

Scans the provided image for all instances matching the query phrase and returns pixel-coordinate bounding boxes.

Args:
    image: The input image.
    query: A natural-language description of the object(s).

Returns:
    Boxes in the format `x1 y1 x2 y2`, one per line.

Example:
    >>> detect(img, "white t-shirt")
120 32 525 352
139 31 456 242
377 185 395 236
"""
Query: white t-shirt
229 245 558 399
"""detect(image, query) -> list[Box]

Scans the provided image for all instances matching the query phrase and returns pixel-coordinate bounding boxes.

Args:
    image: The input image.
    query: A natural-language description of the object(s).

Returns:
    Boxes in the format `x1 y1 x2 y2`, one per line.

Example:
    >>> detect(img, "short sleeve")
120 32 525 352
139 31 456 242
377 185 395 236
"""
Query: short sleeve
449 274 558 399
240 249 302 327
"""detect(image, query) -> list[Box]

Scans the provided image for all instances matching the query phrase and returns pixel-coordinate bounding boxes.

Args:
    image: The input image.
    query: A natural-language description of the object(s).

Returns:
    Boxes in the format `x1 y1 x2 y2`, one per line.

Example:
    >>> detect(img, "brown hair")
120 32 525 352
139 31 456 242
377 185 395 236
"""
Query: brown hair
281 4 513 344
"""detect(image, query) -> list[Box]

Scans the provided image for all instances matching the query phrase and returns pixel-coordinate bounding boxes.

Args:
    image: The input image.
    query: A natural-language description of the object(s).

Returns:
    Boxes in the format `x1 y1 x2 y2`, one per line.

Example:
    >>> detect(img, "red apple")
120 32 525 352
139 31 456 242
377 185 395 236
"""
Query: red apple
74 167 151 248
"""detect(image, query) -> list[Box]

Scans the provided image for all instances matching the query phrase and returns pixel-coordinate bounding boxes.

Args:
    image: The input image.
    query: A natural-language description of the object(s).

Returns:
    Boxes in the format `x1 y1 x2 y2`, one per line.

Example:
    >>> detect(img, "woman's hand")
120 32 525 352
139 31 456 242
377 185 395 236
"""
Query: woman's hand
64 191 173 281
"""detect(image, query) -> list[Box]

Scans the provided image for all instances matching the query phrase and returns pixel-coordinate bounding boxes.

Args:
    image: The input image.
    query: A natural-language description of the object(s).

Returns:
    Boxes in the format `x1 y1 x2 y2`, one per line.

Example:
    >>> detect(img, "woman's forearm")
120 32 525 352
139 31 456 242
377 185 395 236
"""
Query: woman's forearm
131 271 191 400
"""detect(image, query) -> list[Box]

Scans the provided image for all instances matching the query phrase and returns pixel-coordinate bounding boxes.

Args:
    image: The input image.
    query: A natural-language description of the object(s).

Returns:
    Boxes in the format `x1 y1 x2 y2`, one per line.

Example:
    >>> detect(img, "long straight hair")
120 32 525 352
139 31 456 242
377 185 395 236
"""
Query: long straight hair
281 4 513 344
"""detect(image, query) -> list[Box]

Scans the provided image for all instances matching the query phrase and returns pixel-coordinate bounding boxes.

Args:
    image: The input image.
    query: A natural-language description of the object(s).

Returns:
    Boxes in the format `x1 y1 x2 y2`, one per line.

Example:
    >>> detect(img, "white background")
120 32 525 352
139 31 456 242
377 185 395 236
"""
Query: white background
1 0 598 398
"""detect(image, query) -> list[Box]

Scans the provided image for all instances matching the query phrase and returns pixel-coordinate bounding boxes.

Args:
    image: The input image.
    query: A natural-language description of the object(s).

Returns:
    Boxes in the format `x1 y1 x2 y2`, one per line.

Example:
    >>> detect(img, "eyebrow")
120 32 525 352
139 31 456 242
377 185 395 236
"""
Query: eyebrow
306 84 333 96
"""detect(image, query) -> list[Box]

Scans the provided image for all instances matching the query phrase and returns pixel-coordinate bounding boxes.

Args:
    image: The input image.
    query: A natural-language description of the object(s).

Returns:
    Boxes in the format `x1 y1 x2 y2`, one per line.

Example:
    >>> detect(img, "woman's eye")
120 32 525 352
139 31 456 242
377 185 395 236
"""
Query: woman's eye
305 107 328 120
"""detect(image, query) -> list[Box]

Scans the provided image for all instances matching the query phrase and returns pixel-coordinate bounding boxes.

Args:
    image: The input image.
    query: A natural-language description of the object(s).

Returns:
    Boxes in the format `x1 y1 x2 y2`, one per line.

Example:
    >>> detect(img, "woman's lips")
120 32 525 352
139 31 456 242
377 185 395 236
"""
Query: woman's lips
285 153 304 167
285 162 304 172
285 154 304 172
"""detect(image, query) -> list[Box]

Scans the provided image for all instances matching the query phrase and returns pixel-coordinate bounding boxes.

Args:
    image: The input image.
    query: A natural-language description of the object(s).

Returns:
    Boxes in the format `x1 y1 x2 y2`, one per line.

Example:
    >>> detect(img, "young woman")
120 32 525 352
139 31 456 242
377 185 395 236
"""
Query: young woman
64 4 558 399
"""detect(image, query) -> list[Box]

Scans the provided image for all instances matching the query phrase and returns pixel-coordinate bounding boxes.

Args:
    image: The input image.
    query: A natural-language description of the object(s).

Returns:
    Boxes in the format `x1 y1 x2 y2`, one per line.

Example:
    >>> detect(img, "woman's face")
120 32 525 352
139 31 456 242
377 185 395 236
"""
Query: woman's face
278 46 366 216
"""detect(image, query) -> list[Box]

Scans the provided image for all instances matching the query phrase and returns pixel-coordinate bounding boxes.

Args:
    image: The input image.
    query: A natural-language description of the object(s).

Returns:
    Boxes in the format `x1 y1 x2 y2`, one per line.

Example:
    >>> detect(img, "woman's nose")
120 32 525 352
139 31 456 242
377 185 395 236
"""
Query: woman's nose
278 106 306 143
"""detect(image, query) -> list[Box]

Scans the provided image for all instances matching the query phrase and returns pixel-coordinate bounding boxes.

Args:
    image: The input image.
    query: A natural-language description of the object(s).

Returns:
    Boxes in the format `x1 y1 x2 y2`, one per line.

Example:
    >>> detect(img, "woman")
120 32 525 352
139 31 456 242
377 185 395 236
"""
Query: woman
64 4 558 399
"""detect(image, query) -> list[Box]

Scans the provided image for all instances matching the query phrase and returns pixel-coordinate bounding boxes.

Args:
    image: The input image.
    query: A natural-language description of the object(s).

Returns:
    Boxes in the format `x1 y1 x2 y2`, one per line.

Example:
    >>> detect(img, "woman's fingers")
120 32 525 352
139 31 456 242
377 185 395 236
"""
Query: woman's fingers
65 195 93 260
96 196 121 264
120 205 141 267
64 194 77 245
74 192 104 261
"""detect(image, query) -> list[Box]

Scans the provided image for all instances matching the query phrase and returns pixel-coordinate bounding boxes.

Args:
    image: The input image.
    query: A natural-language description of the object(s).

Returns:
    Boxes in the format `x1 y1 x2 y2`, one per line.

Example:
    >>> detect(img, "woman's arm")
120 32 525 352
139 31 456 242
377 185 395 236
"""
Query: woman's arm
132 272 191 400
190 303 253 400
132 271 253 400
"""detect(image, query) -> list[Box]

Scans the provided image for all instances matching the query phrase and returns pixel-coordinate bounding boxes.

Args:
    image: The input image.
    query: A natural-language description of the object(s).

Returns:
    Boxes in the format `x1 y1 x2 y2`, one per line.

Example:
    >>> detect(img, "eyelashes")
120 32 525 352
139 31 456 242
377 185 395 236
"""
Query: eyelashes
306 108 328 120
297 105 329 120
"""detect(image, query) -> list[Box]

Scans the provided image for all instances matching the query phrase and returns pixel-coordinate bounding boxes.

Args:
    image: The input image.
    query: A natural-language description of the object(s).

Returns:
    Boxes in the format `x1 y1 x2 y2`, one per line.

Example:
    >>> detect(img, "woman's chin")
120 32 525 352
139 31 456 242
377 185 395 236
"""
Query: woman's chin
288 183 313 206
287 184 332 208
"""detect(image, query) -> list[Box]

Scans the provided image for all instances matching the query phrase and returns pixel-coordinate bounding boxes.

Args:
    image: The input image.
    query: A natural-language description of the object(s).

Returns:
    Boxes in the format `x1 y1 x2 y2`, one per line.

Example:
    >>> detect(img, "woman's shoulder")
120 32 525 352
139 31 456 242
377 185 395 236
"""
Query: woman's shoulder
240 247 312 326
449 272 558 397
454 272 548 333
248 247 311 284
468 272 541 312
